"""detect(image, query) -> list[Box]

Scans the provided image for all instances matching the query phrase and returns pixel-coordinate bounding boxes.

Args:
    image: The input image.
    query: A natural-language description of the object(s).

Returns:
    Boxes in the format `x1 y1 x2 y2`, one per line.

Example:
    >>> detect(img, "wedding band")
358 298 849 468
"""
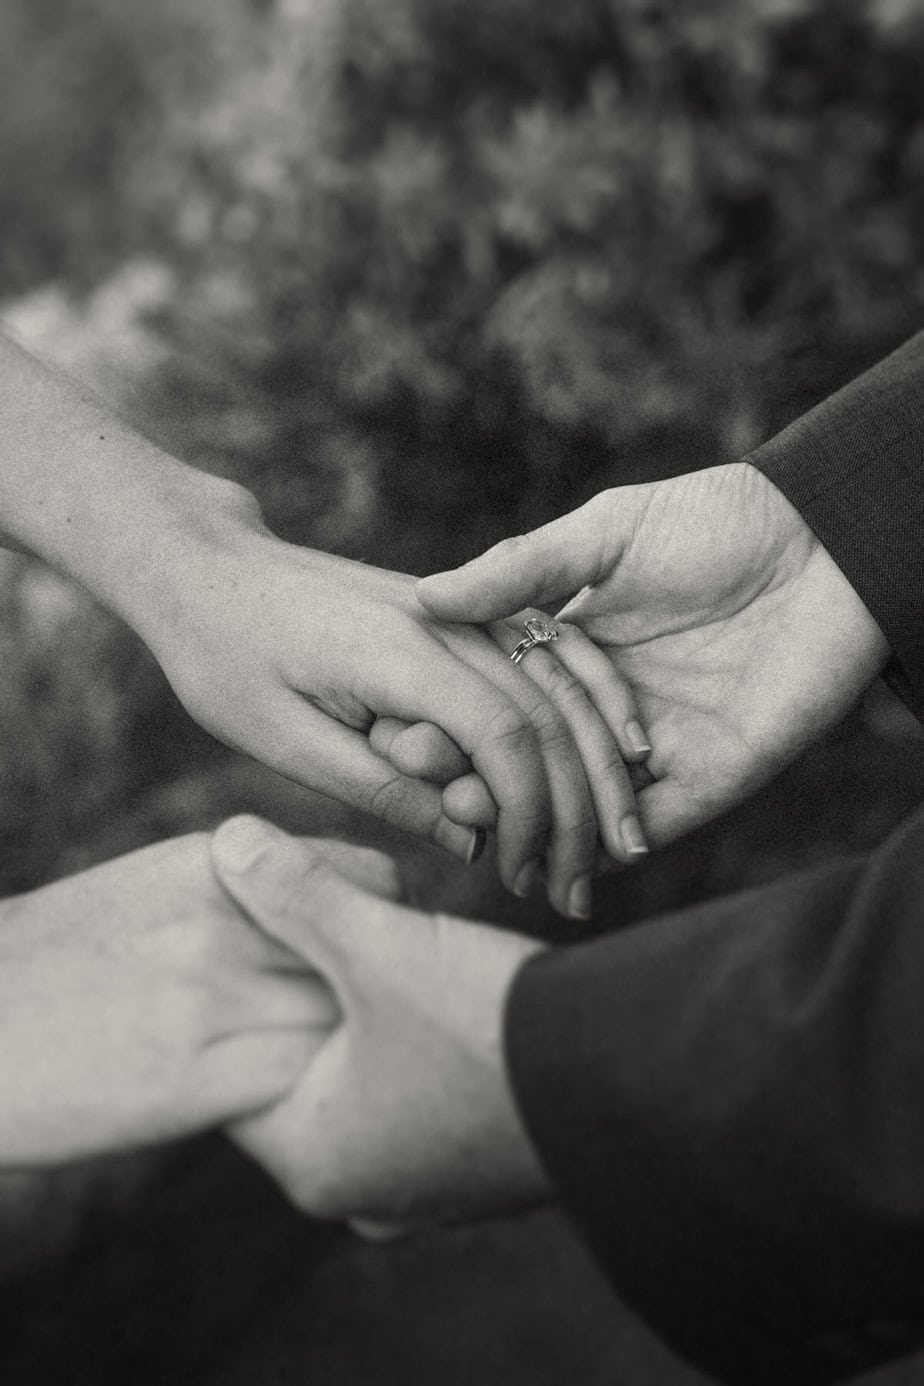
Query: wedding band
510 617 560 665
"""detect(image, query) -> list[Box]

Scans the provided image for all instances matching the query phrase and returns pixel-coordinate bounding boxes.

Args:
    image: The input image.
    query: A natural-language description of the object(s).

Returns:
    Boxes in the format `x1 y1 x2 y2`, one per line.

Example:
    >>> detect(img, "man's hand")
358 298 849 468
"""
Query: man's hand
211 816 550 1225
0 834 331 1167
417 463 890 844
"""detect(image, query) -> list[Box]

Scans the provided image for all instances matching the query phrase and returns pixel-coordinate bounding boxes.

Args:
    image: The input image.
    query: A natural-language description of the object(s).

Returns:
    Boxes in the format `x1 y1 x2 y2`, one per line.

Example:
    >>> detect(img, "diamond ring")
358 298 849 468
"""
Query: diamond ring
509 617 560 665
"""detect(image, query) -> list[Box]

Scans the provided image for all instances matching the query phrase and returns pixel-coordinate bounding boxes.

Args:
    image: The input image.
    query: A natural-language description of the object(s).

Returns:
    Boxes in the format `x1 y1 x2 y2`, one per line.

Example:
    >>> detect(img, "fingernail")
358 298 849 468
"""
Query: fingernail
213 815 276 873
466 828 487 866
621 814 648 857
625 720 652 757
513 859 542 899
436 818 482 863
568 875 593 920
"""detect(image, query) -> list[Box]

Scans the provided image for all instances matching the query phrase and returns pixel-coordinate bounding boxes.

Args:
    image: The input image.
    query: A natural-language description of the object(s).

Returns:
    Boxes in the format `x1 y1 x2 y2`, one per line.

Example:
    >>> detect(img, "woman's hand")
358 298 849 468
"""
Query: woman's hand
0 833 331 1167
417 464 890 845
140 508 647 918
0 334 647 917
369 607 653 865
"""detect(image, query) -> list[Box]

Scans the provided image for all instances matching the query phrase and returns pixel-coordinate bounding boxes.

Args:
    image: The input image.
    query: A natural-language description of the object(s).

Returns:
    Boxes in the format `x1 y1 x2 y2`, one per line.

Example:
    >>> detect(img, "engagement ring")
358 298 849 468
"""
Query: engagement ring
509 617 560 665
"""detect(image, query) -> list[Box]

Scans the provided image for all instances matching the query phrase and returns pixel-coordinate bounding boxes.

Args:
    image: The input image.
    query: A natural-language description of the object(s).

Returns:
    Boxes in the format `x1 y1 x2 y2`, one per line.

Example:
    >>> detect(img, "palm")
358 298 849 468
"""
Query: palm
419 463 889 847
557 465 888 842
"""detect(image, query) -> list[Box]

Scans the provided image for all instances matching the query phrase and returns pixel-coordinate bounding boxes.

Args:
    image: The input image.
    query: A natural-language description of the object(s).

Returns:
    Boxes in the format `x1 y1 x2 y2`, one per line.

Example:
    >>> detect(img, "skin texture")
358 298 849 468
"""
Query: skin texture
0 833 333 1167
370 605 652 875
0 330 644 916
212 817 549 1224
149 534 642 915
201 467 891 1230
417 463 890 846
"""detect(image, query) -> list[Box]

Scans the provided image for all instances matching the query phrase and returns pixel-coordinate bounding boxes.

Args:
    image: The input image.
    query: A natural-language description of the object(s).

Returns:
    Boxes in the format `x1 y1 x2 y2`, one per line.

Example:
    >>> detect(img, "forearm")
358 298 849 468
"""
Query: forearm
0 330 262 640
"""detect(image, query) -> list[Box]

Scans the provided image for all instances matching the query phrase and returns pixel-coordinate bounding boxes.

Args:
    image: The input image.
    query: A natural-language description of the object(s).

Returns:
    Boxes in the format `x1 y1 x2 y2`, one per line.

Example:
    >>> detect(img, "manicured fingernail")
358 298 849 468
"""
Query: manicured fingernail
621 814 648 857
513 859 542 899
466 828 487 866
213 815 276 873
625 720 652 757
568 876 593 920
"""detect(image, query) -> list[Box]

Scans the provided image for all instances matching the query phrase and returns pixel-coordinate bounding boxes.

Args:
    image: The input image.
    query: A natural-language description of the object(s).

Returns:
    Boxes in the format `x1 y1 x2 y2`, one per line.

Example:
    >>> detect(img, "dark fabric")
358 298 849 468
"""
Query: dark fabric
746 331 924 716
0 1139 713 1386
508 811 924 1385
506 332 924 1385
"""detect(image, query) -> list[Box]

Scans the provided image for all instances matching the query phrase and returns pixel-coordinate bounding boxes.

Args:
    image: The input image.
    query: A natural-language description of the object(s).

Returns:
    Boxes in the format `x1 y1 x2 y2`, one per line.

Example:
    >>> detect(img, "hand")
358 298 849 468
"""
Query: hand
0 336 644 913
0 833 331 1166
143 504 646 917
368 604 653 870
416 463 890 844
211 816 550 1224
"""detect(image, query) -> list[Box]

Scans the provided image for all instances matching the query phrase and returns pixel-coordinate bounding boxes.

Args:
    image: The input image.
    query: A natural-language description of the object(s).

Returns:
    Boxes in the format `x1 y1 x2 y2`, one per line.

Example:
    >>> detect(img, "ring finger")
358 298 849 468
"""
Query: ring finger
434 627 599 920
492 612 649 864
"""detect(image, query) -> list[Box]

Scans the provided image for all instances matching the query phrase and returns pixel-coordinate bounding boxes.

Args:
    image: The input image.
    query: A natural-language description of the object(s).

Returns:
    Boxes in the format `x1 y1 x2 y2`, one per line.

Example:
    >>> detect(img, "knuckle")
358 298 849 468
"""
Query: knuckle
497 533 532 562
550 790 598 841
391 730 439 779
564 804 599 841
412 723 456 764
364 772 415 826
598 746 631 782
543 658 582 702
483 704 533 754
528 700 572 750
219 476 265 528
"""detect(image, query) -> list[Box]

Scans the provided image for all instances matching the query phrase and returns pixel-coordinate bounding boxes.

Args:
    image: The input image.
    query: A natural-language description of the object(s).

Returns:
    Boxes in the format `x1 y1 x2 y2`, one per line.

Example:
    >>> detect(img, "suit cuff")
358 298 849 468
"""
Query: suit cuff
745 330 924 717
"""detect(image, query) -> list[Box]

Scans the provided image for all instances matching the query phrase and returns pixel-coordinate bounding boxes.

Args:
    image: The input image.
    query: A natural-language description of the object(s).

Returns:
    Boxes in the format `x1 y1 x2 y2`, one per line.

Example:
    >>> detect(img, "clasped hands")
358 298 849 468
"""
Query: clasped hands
208 461 888 1226
145 459 885 926
0 461 888 1228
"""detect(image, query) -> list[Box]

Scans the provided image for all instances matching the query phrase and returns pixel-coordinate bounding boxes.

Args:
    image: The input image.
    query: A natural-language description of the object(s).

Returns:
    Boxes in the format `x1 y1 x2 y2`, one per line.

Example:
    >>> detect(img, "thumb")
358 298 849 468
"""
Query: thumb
211 816 389 971
416 493 616 622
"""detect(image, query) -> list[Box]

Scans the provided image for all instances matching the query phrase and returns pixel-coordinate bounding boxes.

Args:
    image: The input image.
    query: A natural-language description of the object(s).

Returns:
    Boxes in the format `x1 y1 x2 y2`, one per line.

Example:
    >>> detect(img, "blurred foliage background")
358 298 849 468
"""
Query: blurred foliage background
1 0 923 907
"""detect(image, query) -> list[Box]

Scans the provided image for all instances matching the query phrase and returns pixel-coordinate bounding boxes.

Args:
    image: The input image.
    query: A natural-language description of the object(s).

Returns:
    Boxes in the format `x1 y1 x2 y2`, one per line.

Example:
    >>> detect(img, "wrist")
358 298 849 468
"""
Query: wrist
109 466 270 649
0 331 272 644
741 460 891 677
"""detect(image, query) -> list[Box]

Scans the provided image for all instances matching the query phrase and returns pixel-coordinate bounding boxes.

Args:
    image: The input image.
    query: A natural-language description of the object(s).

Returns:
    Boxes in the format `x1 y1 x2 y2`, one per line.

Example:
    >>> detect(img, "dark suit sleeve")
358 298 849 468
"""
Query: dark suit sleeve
505 333 924 1384
745 330 924 716
506 810 924 1385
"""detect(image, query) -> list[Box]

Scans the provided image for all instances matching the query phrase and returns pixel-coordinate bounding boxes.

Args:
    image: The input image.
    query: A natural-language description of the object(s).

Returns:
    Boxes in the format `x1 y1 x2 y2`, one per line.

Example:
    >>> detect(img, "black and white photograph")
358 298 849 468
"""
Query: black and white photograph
0 2 923 1383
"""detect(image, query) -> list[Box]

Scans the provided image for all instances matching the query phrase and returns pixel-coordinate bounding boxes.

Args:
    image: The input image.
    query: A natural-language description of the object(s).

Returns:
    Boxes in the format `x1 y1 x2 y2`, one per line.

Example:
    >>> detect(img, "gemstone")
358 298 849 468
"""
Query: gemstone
524 617 559 644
